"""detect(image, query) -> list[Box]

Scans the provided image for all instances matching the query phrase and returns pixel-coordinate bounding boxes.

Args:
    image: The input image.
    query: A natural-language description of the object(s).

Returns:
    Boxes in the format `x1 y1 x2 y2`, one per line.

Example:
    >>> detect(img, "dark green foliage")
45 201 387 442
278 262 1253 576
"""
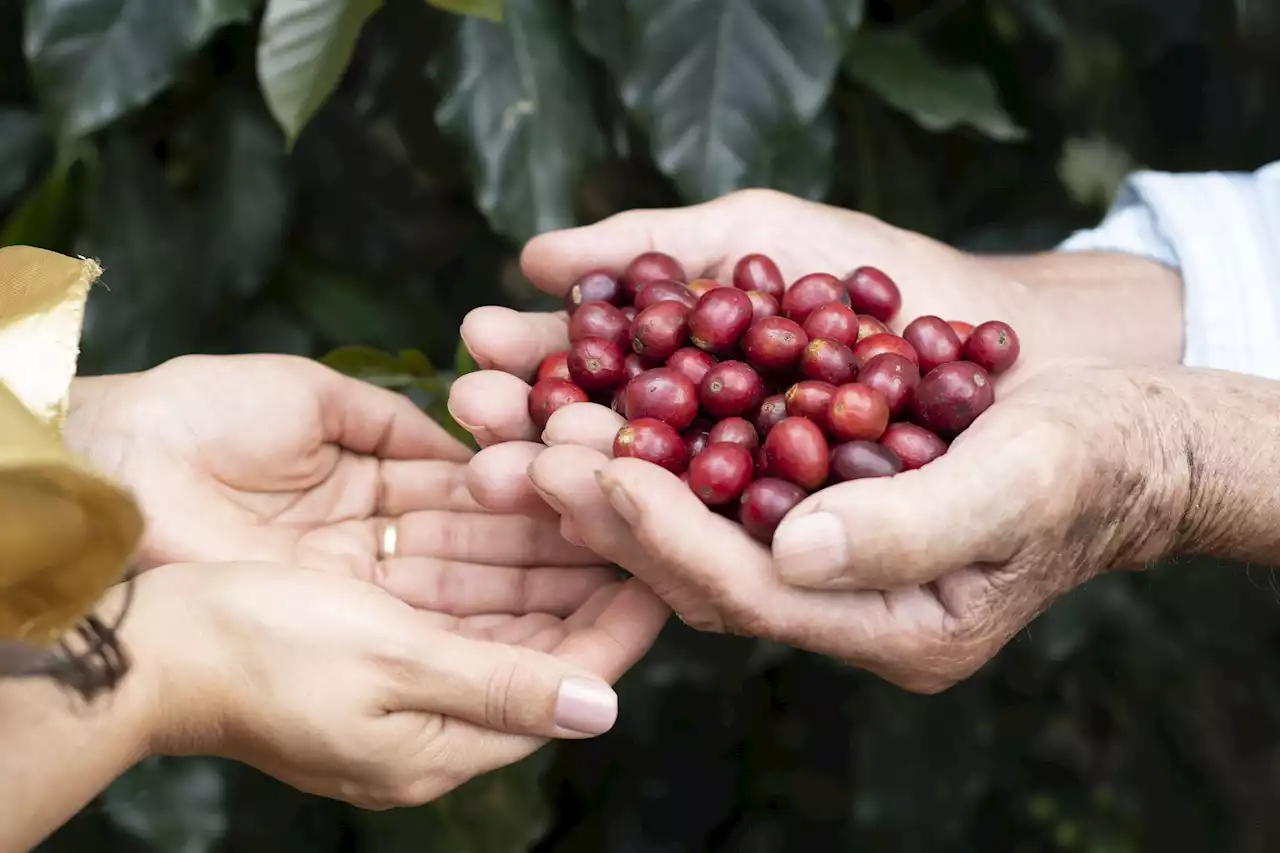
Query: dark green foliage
5 0 1280 850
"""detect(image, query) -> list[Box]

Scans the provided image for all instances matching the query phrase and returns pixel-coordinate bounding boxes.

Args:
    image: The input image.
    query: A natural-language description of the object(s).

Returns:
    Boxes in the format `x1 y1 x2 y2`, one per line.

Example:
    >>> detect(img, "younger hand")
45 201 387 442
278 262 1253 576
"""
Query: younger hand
128 561 668 808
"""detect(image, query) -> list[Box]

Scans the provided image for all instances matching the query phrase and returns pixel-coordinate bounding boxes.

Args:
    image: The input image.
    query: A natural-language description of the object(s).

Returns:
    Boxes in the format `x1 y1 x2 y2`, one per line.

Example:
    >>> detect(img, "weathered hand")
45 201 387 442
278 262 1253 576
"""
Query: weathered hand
466 366 1190 693
64 354 616 615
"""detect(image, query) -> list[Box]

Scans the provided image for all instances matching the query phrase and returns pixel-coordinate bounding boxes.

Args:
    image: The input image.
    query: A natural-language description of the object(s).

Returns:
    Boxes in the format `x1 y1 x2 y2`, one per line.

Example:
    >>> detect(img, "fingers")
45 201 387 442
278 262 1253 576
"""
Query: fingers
543 403 624 455
396 624 619 739
553 578 670 682
520 203 734 295
319 368 472 462
375 557 619 617
771 412 1074 591
458 307 569 378
467 441 560 521
379 460 483 514
398 510 601 567
447 371 539 447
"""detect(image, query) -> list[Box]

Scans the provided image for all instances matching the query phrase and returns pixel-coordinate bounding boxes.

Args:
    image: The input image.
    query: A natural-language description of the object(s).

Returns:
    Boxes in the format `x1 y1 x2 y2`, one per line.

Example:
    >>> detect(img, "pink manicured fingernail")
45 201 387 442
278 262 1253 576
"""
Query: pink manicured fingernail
555 677 617 735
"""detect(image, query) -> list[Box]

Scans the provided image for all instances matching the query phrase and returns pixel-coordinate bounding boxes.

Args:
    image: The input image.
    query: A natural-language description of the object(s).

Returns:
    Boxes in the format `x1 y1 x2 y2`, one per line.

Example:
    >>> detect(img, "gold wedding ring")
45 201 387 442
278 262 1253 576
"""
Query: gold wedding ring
379 520 399 561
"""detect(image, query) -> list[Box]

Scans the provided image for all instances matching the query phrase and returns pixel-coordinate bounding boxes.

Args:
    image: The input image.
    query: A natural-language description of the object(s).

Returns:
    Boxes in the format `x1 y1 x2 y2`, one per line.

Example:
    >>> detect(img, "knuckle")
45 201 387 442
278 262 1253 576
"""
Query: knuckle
483 653 523 731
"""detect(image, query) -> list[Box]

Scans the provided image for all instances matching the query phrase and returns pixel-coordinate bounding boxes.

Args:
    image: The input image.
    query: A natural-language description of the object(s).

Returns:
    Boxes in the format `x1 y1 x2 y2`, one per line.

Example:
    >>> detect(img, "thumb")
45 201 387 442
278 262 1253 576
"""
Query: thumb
771 414 1077 591
520 200 734 295
394 623 620 739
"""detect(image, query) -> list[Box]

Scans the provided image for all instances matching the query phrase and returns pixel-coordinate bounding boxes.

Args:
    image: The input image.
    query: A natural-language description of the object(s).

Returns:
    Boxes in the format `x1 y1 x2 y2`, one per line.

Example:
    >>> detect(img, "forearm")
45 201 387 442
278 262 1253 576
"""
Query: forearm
1167 369 1280 566
0 587 155 852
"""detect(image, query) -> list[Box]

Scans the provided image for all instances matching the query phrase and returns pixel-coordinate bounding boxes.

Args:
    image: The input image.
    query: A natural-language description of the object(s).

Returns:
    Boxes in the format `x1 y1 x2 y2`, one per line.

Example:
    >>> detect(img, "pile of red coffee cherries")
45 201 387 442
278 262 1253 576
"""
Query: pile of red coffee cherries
528 251 1020 544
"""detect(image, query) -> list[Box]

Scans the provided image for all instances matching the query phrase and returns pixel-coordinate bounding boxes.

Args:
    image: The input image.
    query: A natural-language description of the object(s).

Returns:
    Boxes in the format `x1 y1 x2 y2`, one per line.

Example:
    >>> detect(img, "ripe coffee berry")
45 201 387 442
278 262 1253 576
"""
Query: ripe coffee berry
856 314 890 342
684 419 714 458
879 423 947 470
948 320 974 344
635 280 698 311
802 302 860 348
742 316 808 373
569 302 631 348
912 362 994 435
623 352 647 382
622 251 685 301
746 290 781 322
529 379 589 430
700 360 766 418
688 278 723 299
667 347 717 387
614 418 689 475
754 394 789 436
782 273 846 325
842 266 902 322
537 350 571 383
738 478 808 544
761 417 829 491
732 254 786 300
853 332 918 367
631 301 691 362
963 321 1020 374
799 338 859 386
828 384 890 442
784 381 836 432
565 270 620 313
829 440 903 481
707 417 760 454
856 353 920 418
689 288 754 353
567 337 627 392
688 443 755 506
902 315 962 374
623 368 699 430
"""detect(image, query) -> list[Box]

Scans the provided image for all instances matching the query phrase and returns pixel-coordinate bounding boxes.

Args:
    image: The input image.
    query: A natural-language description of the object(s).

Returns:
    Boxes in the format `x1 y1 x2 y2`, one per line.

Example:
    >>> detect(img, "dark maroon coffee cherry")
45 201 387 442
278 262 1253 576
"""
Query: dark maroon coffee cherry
902 315 963 374
802 302 860 348
842 266 902 322
856 353 920 418
798 338 859 386
689 288 754 353
962 321 1021 374
761 418 829 491
738 478 808 544
746 290 781 322
688 443 755 506
707 417 760 455
529 379 589 430
622 367 699 431
784 381 836 433
621 252 685 301
623 352 648 382
742 316 808 373
567 337 627 392
732 254 786 300
699 360 766 418
666 346 717 388
912 362 995 435
781 273 847 326
634 280 699 311
684 418 714 459
564 270 621 313
630 301 691 363
614 418 689 474
879 423 947 470
569 301 631 348
754 394 789 436
829 440 903 482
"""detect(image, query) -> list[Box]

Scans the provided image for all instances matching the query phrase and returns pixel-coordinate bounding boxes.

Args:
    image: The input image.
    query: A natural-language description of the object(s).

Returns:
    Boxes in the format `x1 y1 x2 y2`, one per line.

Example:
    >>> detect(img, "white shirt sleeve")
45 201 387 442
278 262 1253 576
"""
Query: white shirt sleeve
1056 163 1280 379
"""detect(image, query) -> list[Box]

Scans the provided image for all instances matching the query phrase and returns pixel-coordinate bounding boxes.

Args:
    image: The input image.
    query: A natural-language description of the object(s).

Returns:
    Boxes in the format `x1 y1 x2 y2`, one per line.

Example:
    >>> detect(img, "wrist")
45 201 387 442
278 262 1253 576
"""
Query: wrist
973 251 1186 372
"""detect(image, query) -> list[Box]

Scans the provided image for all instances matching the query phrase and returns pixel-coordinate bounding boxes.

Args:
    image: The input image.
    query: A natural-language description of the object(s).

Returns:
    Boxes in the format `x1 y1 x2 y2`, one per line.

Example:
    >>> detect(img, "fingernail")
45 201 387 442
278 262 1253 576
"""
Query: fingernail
771 512 848 587
527 464 568 514
560 517 585 546
595 472 638 524
446 402 494 445
555 677 618 735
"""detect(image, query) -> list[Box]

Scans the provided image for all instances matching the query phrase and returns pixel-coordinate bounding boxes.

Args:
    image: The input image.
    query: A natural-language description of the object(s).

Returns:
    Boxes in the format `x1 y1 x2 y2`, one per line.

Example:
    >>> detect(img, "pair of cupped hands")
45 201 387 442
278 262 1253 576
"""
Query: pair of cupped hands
69 189 1187 812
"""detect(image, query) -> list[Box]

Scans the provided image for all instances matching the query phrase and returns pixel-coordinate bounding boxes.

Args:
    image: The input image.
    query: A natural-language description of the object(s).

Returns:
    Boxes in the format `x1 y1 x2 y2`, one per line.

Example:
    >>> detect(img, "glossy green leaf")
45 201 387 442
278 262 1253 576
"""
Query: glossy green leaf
23 0 258 142
0 108 48 206
578 0 858 203
431 0 605 244
428 0 502 21
844 30 1027 141
320 345 437 387
257 0 382 147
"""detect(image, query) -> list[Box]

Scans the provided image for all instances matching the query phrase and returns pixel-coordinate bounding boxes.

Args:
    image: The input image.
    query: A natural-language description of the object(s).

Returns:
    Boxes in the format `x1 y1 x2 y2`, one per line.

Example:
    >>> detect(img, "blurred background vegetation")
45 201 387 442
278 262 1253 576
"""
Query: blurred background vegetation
5 0 1280 850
